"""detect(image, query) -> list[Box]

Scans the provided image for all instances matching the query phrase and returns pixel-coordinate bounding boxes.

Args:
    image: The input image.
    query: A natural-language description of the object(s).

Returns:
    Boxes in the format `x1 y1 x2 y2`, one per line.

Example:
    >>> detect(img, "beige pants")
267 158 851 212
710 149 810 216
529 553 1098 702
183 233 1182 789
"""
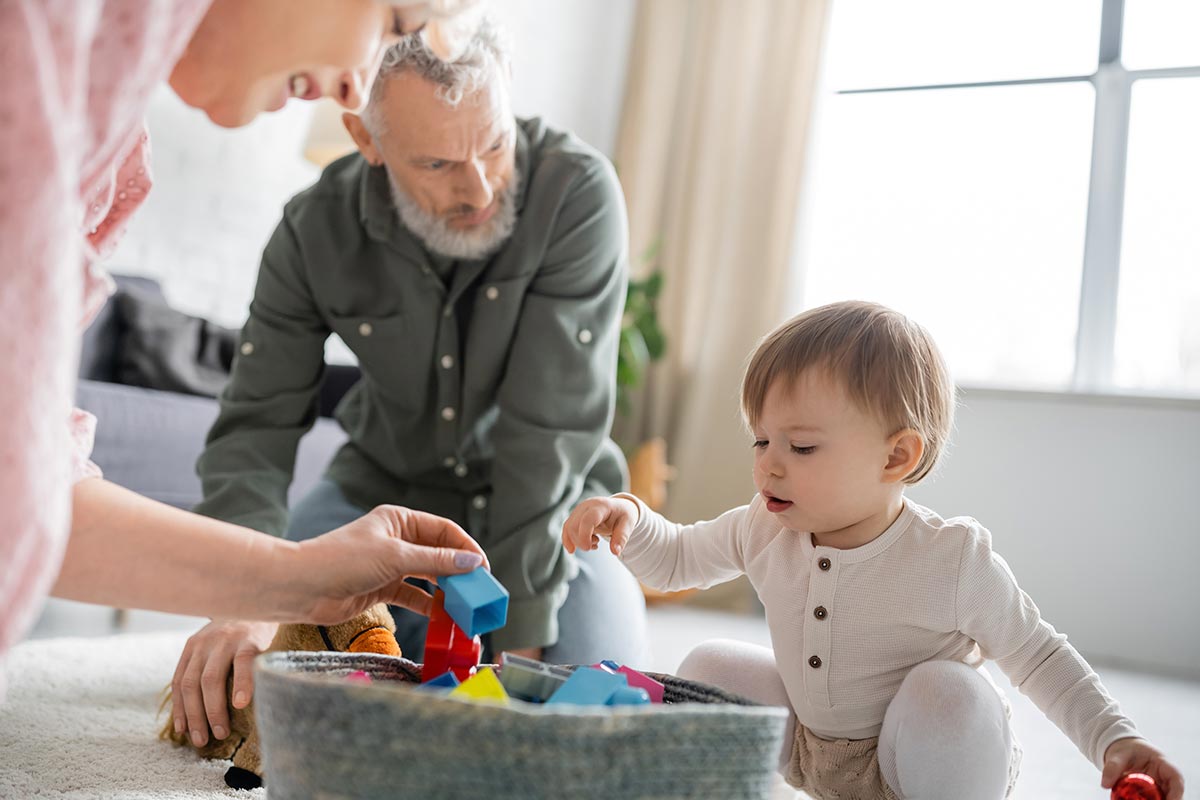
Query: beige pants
785 723 1022 800
785 726 900 800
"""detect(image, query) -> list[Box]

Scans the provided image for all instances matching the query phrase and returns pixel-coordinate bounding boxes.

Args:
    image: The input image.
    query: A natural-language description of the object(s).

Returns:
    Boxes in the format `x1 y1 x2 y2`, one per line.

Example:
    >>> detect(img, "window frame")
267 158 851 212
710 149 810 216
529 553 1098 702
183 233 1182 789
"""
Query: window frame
824 0 1200 397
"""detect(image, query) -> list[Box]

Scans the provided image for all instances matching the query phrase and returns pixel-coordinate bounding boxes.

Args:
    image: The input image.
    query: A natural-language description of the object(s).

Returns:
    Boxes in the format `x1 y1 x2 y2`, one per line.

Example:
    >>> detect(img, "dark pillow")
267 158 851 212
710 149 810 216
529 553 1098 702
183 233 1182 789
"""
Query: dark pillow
113 286 239 398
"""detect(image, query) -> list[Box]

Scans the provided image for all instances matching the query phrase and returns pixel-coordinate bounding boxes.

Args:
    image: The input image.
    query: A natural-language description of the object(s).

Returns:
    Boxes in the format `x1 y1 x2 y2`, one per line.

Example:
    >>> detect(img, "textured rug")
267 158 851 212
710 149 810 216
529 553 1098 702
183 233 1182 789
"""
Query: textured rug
0 632 259 799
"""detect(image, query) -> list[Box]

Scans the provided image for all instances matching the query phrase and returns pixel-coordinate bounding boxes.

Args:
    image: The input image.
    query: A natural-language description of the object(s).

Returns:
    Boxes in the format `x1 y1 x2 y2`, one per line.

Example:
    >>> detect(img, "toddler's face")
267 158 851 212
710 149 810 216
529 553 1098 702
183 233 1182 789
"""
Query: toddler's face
751 370 900 547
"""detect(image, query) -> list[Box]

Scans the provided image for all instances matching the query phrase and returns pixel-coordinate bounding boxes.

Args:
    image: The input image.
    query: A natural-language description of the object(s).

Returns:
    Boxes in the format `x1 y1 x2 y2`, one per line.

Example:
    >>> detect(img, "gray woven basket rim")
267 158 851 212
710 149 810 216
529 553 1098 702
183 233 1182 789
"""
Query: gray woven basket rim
256 651 790 722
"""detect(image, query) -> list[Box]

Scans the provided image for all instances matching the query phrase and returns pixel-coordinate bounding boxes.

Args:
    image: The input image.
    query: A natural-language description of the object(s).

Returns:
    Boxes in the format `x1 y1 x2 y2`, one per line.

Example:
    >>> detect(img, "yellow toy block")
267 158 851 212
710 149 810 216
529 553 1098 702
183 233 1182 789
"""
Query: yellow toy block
449 666 510 706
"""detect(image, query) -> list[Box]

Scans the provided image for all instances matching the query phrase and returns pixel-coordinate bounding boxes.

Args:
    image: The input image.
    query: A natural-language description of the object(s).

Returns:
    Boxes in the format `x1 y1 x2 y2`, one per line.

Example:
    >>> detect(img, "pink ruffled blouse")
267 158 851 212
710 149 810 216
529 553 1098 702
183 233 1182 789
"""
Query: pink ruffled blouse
0 0 210 695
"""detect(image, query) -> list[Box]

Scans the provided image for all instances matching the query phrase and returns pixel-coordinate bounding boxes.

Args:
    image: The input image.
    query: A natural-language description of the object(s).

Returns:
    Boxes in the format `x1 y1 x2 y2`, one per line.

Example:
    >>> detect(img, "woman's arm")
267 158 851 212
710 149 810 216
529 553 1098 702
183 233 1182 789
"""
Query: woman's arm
56 478 487 624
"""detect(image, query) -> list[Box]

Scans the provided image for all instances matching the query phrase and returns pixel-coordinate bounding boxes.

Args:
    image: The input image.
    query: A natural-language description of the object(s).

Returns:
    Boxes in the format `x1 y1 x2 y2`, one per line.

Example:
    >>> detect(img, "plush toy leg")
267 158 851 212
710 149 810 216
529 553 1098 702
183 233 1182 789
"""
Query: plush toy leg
224 702 263 790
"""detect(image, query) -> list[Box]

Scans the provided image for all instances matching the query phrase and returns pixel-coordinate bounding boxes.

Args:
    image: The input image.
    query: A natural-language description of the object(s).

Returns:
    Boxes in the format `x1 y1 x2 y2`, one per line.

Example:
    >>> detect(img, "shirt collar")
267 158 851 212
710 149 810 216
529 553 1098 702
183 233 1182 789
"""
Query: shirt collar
798 496 917 565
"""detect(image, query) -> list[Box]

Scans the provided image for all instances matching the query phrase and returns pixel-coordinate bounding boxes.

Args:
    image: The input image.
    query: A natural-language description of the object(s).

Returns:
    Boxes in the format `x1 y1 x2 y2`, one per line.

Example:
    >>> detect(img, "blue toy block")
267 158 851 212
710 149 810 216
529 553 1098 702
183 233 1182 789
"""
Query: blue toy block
607 685 651 705
498 652 571 703
440 568 509 638
545 666 628 706
422 670 462 689
599 659 621 672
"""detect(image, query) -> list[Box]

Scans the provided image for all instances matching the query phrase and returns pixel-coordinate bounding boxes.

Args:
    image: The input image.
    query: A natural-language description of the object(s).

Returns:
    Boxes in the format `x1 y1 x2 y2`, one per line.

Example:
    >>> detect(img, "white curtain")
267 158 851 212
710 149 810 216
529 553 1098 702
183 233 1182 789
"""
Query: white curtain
614 0 832 520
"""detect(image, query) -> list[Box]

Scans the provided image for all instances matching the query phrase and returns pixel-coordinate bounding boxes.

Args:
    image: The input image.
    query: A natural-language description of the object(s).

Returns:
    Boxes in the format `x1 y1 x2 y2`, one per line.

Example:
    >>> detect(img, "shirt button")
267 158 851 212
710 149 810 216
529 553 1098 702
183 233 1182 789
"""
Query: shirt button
454 463 469 478
813 606 828 620
240 342 255 356
472 495 488 510
440 354 454 369
808 656 822 669
577 329 593 344
358 322 373 337
485 286 499 301
818 557 831 571
441 406 456 421
443 456 457 468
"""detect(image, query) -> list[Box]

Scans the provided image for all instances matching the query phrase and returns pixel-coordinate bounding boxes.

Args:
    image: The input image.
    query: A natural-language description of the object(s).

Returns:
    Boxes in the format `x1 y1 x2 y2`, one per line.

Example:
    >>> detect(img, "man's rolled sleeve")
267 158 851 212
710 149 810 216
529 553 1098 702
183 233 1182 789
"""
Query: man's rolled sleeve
485 159 629 651
194 215 330 536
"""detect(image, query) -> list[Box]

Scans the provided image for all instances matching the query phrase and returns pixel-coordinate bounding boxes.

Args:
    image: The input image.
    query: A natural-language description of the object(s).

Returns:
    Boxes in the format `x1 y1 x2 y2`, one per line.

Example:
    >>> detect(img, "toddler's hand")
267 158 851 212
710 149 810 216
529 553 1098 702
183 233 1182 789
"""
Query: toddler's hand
562 496 640 556
1102 737 1184 800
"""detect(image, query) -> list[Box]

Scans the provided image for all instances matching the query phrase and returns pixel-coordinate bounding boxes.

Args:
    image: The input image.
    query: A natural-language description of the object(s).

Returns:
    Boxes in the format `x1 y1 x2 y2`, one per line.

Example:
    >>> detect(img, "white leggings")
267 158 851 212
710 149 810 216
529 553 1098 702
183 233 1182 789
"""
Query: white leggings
678 640 1015 800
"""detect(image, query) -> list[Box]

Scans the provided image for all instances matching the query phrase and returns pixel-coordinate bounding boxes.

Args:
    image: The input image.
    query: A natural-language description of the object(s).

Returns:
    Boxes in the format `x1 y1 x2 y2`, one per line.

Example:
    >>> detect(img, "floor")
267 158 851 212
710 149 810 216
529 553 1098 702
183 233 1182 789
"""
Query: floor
28 598 1200 799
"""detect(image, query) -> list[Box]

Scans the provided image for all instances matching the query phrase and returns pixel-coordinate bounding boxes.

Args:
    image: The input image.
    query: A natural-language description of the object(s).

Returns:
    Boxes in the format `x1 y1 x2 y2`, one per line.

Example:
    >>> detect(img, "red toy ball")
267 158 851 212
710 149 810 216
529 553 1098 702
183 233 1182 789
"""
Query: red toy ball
1112 773 1162 800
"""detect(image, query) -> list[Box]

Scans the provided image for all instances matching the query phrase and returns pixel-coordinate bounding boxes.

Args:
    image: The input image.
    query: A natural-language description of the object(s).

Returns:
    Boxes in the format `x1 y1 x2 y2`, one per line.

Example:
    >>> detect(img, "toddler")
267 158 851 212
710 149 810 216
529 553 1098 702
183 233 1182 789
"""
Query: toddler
562 301 1183 800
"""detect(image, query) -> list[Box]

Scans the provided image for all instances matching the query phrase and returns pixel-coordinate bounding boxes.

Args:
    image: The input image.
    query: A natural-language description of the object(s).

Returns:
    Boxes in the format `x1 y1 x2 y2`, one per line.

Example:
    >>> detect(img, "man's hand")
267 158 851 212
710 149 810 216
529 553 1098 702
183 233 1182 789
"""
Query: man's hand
285 505 489 625
171 620 278 748
1102 737 1184 800
562 496 640 557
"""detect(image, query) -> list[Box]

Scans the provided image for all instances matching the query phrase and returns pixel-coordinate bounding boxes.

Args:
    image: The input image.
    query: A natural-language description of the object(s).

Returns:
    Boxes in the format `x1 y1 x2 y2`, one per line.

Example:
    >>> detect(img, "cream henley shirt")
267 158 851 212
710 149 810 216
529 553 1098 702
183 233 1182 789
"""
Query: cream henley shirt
618 493 1138 768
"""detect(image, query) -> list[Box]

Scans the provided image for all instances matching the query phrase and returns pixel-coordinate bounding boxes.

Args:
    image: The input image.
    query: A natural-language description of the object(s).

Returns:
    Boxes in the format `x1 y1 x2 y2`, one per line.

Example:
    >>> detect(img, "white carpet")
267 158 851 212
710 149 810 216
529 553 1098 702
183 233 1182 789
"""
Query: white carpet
0 632 260 799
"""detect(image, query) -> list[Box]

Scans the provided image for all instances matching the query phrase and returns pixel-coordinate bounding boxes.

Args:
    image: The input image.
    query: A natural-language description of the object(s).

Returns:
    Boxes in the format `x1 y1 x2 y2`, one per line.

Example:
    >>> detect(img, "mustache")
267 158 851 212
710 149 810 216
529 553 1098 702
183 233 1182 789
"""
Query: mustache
449 203 488 217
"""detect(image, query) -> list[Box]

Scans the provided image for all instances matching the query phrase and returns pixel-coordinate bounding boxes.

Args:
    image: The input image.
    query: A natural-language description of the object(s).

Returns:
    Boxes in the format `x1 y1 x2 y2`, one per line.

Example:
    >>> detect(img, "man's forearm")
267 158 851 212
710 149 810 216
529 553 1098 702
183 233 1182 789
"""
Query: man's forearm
55 478 305 621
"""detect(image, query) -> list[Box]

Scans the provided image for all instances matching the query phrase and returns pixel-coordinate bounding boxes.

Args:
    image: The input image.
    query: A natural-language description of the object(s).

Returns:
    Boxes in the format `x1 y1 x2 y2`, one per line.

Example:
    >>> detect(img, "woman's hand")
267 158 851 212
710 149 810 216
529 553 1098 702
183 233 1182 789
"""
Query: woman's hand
171 620 278 748
284 504 489 625
561 495 640 557
1102 737 1184 800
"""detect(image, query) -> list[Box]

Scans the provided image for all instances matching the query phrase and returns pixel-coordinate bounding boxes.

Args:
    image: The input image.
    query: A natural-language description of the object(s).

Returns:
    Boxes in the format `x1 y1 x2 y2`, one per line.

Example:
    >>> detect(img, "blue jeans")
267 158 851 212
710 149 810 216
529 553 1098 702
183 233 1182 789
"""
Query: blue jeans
287 478 647 666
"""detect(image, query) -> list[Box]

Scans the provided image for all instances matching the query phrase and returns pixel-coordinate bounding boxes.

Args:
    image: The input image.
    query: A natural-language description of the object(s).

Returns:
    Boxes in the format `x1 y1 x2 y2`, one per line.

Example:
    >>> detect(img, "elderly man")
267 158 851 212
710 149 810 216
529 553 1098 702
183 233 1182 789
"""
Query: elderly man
170 21 646 746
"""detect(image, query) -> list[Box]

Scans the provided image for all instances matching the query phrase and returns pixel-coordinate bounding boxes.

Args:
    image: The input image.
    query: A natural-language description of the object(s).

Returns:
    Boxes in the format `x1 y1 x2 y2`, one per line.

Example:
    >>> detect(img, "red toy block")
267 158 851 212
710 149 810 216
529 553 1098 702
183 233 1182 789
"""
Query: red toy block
422 590 482 683
447 632 482 668
1112 773 1162 800
426 591 456 652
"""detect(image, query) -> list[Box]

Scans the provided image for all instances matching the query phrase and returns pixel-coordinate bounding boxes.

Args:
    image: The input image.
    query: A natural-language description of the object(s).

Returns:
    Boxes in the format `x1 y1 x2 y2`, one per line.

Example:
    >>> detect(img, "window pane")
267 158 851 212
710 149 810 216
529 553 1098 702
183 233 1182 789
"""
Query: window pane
1123 0 1200 71
798 84 1095 389
1114 78 1200 396
824 0 1100 90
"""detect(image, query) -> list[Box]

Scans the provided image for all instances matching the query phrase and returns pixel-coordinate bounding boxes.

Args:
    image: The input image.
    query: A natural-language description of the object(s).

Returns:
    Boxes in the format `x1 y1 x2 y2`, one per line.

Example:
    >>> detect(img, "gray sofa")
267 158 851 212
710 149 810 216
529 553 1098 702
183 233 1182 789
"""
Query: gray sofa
76 276 352 512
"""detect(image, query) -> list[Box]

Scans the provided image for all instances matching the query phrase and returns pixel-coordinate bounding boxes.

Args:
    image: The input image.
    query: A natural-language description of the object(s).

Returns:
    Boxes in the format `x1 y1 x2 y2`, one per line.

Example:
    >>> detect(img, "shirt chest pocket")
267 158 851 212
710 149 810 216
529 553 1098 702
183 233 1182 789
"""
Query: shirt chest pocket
328 312 433 412
464 276 529 392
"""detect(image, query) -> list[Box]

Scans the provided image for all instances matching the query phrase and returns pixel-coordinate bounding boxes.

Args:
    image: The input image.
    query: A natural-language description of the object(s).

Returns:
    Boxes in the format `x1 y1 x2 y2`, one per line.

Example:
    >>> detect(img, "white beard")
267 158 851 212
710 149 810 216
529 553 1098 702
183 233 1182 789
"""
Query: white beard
387 166 521 261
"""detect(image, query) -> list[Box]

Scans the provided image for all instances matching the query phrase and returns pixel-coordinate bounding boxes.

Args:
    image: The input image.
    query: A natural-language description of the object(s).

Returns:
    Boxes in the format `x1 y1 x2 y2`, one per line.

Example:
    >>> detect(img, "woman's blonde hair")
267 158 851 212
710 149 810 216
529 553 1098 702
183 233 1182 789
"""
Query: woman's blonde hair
741 301 956 484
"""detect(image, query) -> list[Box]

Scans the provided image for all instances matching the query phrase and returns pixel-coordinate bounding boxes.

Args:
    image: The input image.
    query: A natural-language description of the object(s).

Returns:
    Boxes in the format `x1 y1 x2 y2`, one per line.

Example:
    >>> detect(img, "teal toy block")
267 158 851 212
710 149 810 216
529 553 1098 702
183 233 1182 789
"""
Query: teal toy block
498 652 571 703
422 670 462 689
440 568 509 638
545 666 628 706
607 685 651 705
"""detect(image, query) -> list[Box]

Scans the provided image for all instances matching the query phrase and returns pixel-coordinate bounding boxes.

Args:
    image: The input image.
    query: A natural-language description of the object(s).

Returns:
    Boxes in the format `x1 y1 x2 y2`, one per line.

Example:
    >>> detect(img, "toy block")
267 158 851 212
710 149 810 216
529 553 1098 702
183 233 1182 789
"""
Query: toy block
440 568 509 637
426 590 456 652
599 660 621 672
423 590 483 683
607 685 651 705
498 652 571 703
421 671 461 689
343 670 373 685
545 666 628 706
617 666 665 704
450 667 510 706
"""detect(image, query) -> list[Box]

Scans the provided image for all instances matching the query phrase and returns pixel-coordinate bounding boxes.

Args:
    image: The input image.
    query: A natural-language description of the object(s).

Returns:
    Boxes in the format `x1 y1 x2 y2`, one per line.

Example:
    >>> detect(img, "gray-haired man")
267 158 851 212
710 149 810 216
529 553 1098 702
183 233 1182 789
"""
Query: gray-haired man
170 21 646 747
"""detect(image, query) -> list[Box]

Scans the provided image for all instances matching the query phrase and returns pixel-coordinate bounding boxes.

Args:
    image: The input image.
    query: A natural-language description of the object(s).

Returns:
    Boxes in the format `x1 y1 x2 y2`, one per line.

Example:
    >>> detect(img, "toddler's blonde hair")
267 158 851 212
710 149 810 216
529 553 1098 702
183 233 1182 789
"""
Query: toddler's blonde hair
741 301 955 484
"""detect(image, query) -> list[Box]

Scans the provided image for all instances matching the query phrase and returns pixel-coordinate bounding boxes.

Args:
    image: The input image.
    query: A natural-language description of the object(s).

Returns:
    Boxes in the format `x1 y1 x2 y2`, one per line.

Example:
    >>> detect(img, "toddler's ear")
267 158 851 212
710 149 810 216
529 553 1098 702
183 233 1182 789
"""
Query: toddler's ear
883 429 924 484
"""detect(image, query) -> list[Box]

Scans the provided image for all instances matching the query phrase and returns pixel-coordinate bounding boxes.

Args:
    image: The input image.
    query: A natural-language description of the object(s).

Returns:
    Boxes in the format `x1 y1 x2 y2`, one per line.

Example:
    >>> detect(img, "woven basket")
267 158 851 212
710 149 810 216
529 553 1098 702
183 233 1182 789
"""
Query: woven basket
255 651 788 799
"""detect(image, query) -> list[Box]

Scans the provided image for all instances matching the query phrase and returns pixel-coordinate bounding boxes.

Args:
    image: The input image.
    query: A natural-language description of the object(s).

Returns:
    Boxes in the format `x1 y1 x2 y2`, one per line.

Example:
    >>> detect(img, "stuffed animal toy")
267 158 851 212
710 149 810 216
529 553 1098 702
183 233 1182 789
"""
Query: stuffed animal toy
159 603 400 790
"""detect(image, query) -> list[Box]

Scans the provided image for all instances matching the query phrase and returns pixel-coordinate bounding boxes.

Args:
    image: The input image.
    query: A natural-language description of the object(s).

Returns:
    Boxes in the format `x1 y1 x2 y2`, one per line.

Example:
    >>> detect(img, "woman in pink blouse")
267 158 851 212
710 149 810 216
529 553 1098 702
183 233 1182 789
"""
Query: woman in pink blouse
0 0 489 698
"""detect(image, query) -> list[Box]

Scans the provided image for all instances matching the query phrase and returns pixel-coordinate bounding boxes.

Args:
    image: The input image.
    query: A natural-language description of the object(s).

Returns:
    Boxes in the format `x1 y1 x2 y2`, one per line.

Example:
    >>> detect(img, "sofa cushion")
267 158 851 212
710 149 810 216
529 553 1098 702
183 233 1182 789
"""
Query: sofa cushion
77 379 348 512
112 285 238 398
78 275 165 383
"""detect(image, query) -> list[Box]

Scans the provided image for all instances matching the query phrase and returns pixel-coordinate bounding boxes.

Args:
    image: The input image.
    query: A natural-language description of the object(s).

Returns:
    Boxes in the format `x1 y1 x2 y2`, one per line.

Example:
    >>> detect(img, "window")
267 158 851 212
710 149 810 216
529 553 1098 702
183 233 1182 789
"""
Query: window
798 0 1200 397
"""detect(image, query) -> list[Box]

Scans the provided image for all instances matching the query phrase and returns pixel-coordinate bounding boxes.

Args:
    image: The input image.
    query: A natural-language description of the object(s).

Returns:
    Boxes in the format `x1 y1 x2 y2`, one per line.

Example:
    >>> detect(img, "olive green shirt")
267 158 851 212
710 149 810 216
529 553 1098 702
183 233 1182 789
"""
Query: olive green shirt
195 118 628 651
